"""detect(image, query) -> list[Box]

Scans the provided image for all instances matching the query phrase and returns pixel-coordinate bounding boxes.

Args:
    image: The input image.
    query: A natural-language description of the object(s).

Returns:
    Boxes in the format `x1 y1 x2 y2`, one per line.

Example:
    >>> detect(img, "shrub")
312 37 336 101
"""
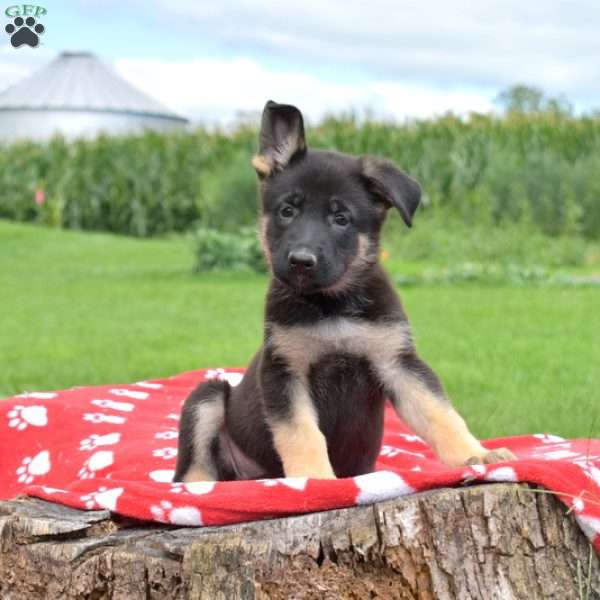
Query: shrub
194 227 266 273
199 150 258 231
382 213 588 269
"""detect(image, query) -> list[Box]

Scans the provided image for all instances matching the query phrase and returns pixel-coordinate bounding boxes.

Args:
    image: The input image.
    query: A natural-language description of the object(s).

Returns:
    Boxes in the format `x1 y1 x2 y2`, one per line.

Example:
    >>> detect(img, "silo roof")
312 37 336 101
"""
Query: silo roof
0 51 187 122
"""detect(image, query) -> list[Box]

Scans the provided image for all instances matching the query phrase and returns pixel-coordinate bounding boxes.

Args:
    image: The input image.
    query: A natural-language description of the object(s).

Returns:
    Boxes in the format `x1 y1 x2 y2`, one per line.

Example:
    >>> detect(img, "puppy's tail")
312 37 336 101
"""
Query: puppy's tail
184 379 232 410
173 379 231 482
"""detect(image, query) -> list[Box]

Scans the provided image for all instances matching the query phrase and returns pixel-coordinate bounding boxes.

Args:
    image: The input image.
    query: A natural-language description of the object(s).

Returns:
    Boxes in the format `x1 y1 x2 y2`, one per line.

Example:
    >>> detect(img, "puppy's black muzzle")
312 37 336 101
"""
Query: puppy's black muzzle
288 249 317 272
273 220 344 292
283 248 320 291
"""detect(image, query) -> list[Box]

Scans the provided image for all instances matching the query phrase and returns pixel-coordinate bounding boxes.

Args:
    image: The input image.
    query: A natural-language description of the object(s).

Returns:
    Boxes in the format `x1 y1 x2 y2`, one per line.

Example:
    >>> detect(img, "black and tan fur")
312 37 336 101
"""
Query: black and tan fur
174 101 515 482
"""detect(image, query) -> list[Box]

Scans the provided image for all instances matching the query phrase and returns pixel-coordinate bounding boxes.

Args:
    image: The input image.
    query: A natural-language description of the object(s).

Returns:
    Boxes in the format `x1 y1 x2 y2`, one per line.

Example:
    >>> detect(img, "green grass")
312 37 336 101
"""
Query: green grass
0 221 267 394
1 220 598 440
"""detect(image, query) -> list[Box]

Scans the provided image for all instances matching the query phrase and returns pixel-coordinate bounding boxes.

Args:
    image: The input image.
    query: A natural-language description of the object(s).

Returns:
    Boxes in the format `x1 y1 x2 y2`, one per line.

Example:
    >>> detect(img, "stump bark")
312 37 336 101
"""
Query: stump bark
0 484 598 599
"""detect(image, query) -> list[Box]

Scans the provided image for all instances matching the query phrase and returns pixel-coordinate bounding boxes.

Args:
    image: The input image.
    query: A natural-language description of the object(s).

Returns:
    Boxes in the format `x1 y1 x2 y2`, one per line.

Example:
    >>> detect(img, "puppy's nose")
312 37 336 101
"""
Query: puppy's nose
288 249 317 270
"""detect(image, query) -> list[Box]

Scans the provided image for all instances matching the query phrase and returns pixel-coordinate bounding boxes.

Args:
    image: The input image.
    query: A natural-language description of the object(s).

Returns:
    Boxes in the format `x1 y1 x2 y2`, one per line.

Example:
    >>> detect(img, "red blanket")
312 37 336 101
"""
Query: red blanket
1 368 599 553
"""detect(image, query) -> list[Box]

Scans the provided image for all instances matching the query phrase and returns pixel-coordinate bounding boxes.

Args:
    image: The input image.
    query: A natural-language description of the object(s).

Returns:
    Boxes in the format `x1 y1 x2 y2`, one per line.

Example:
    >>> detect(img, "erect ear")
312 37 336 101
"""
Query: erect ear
359 156 422 227
252 100 307 179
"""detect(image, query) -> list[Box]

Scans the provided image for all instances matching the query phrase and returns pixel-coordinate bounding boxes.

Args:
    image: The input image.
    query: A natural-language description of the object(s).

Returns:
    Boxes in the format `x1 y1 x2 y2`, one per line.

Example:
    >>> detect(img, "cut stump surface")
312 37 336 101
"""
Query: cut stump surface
0 483 598 599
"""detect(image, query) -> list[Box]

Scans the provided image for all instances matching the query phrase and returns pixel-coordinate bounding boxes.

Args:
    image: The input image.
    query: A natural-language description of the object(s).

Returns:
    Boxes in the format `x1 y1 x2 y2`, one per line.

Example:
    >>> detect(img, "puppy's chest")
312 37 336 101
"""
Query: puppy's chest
268 318 411 375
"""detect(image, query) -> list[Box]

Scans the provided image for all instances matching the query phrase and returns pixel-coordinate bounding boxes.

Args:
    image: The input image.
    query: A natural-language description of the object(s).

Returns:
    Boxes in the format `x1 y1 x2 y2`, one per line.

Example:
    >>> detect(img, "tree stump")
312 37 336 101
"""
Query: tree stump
0 483 598 599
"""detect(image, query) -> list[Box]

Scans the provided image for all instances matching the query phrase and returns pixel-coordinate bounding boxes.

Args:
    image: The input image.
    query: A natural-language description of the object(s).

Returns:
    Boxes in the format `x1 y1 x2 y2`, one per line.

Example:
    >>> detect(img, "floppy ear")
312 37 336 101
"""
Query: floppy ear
360 156 421 227
252 100 307 178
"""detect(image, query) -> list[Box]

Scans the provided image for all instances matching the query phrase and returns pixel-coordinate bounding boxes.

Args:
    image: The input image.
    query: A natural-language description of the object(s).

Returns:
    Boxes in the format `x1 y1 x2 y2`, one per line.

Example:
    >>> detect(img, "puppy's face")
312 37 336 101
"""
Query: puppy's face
260 151 381 293
253 101 422 294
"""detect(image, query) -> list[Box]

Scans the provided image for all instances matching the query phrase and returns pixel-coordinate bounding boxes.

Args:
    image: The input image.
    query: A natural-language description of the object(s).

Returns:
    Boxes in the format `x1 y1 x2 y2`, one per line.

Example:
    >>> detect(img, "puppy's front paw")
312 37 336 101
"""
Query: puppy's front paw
286 467 337 479
465 447 516 466
312 470 337 480
181 466 216 482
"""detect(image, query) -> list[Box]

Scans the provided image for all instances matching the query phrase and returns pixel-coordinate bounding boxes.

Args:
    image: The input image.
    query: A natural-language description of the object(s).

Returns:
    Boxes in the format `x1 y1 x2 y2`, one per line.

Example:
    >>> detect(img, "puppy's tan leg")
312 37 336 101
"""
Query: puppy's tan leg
268 379 336 479
181 464 215 483
379 355 516 467
173 381 228 482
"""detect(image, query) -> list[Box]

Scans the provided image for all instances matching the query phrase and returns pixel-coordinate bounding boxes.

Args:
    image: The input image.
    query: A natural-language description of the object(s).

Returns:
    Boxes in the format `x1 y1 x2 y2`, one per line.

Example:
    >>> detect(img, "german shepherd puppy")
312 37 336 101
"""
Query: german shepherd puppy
174 101 515 482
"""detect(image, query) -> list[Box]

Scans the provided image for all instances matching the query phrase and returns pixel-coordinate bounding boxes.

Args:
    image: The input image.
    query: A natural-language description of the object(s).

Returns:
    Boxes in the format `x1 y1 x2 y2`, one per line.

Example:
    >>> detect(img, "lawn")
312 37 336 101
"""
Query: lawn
1 219 598 440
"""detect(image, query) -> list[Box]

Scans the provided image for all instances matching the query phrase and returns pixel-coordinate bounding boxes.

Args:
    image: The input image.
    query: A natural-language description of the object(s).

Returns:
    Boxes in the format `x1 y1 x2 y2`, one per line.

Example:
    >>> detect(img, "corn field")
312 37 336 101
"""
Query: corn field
1 111 599 238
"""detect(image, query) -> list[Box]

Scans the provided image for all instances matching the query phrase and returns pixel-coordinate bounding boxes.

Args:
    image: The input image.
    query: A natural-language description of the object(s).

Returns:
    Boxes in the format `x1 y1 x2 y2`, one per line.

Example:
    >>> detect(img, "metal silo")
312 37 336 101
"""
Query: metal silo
0 51 188 142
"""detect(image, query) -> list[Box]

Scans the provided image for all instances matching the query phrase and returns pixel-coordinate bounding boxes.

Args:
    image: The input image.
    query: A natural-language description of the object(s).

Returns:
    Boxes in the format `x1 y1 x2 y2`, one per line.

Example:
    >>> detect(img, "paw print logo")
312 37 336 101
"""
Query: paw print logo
152 447 178 460
5 16 45 48
77 450 114 479
7 405 48 430
79 432 121 451
80 486 123 510
16 450 51 484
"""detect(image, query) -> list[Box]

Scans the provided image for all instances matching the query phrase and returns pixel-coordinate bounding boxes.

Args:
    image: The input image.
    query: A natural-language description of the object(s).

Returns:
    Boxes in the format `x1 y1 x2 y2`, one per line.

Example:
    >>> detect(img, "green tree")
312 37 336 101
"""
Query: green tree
496 84 572 115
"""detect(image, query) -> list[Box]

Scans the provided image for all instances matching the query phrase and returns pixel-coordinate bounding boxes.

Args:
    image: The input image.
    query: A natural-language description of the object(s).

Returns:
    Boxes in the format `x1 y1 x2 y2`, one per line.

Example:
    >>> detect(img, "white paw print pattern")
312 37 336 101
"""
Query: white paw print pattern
149 469 175 482
80 486 124 510
533 433 566 444
205 369 243 387
575 514 600 542
170 481 215 495
354 471 415 505
258 477 308 491
574 458 600 487
7 405 48 430
41 486 67 495
16 391 56 400
16 450 51 484
79 432 121 451
463 464 488 480
109 388 148 400
150 500 173 523
380 445 402 458
399 433 426 444
90 399 134 412
153 447 178 460
77 450 114 479
150 500 202 526
380 445 426 459
155 430 178 440
83 413 126 425
135 381 163 389
484 466 518 482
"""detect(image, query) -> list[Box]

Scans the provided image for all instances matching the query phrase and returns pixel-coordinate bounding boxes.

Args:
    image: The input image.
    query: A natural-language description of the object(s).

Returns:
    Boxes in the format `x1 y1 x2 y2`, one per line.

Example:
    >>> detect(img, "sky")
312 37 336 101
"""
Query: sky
1 0 599 124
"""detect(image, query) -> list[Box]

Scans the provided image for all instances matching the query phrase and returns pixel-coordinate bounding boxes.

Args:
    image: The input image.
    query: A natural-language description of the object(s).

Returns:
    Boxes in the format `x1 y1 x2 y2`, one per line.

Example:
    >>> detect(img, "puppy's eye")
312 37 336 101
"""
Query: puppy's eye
279 205 295 219
333 213 350 227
